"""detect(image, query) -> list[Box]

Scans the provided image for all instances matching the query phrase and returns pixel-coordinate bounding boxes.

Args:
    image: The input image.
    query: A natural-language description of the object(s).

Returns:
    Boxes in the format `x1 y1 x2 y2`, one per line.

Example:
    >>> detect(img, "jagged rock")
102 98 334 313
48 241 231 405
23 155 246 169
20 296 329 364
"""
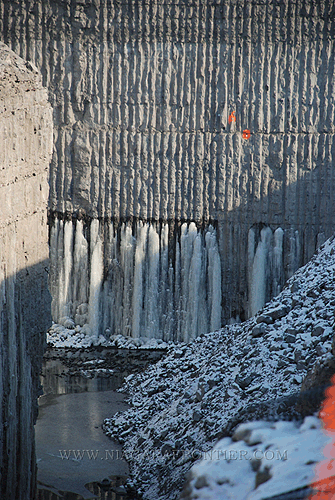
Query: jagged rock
290 282 300 293
312 324 326 337
252 323 267 337
256 315 274 325
301 353 335 393
266 306 289 321
236 373 260 390
316 344 327 356
284 333 296 343
277 359 288 368
192 411 203 423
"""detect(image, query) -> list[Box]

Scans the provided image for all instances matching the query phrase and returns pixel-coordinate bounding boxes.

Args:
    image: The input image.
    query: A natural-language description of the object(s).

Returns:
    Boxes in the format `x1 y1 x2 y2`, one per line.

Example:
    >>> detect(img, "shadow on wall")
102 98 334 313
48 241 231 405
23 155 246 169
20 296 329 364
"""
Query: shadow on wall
0 259 51 500
48 151 334 343
217 146 334 321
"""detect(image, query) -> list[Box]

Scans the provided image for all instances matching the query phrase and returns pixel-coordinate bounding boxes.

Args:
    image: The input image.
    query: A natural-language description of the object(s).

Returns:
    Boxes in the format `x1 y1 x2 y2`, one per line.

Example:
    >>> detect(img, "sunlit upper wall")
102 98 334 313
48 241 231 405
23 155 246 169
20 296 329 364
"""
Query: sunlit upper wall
0 42 52 273
0 0 334 228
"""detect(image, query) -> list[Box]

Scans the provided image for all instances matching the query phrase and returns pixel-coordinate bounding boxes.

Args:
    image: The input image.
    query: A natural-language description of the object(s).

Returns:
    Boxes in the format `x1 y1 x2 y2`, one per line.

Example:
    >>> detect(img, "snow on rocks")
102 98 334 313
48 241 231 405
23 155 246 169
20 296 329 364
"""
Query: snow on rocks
47 323 172 350
182 417 331 500
103 235 335 500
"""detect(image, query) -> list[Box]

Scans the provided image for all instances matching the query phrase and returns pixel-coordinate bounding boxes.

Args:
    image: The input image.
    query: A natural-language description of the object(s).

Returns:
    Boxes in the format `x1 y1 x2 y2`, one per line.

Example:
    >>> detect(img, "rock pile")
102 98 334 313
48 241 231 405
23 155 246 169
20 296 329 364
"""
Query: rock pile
103 235 335 500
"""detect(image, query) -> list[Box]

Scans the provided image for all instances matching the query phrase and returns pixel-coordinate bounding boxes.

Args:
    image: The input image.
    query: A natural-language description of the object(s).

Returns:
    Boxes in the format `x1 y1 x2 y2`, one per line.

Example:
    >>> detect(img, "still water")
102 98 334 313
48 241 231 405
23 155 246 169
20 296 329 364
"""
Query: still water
36 347 166 500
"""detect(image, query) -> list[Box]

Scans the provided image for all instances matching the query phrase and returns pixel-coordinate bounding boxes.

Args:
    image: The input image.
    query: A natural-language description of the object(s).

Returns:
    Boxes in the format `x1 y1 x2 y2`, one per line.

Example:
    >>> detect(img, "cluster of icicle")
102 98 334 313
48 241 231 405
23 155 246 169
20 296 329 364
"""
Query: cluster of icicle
49 218 222 343
248 226 300 317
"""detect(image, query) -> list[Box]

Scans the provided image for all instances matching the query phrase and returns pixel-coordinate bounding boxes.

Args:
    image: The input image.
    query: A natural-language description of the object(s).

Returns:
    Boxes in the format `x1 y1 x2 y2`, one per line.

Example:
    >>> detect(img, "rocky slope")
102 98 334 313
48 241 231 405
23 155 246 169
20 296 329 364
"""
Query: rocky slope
103 234 335 500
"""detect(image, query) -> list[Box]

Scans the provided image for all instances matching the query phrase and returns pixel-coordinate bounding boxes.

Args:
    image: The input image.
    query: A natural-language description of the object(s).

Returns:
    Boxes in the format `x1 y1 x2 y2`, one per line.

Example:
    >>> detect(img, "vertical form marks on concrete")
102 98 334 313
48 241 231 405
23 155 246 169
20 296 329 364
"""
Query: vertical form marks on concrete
0 43 53 500
1 1 335 321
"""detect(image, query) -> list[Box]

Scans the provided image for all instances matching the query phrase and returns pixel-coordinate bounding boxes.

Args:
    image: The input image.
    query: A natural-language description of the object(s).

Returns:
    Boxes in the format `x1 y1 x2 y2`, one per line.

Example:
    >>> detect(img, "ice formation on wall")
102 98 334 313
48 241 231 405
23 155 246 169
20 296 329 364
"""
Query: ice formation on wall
50 218 222 342
247 225 300 317
248 226 272 317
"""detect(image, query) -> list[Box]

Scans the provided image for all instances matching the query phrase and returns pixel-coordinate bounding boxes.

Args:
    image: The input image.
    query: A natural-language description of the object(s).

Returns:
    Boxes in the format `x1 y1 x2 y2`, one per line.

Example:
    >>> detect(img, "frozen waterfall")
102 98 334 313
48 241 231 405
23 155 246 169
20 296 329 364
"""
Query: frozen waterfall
247 225 300 317
50 219 222 342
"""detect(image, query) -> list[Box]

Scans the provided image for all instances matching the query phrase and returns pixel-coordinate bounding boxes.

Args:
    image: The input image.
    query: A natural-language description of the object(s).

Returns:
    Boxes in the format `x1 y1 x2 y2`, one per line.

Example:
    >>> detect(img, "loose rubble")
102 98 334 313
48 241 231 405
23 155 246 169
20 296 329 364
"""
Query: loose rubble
103 235 335 500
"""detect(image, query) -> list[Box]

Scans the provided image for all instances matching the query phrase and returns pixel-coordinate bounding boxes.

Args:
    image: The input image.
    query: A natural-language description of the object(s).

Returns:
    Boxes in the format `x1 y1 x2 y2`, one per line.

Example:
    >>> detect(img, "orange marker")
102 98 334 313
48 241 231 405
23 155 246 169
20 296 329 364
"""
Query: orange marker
309 374 335 499
228 111 236 124
242 129 251 139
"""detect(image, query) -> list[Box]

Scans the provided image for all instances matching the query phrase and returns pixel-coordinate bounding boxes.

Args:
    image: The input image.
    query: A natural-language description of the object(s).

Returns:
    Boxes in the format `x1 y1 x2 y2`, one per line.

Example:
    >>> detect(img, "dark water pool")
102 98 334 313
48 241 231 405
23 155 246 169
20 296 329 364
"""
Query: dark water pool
36 347 166 500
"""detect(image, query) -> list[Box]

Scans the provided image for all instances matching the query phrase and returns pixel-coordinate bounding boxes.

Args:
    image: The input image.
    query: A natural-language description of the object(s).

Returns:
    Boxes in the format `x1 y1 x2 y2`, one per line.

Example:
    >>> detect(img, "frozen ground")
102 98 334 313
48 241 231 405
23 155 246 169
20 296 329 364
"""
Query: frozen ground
103 235 335 500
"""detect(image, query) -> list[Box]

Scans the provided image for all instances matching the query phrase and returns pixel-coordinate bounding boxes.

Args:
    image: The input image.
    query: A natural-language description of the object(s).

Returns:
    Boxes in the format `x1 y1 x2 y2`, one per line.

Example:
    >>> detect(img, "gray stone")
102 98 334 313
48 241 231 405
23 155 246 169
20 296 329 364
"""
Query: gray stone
294 348 302 362
312 325 325 337
293 375 303 384
193 411 203 422
256 315 274 325
269 344 281 352
316 344 327 356
277 359 288 368
236 372 260 390
290 282 300 293
160 430 169 440
245 383 262 394
267 305 289 321
252 323 267 338
284 334 296 344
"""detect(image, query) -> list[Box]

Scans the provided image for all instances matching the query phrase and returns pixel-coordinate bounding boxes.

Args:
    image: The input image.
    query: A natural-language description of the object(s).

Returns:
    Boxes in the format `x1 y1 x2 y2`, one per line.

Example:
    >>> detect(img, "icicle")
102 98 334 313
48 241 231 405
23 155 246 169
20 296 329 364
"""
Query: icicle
287 229 300 279
132 222 147 338
49 217 225 342
56 219 65 321
187 232 203 340
49 218 59 321
145 225 160 338
62 220 73 317
206 226 222 332
73 220 89 325
159 224 169 337
249 226 273 317
120 224 135 336
273 227 284 297
180 223 197 339
88 219 103 340
175 239 181 341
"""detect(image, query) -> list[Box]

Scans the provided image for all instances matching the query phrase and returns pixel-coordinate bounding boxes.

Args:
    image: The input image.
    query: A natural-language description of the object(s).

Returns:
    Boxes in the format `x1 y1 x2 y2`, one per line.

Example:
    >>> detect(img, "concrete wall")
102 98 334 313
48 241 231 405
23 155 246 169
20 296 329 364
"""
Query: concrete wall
1 0 334 323
0 43 53 499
